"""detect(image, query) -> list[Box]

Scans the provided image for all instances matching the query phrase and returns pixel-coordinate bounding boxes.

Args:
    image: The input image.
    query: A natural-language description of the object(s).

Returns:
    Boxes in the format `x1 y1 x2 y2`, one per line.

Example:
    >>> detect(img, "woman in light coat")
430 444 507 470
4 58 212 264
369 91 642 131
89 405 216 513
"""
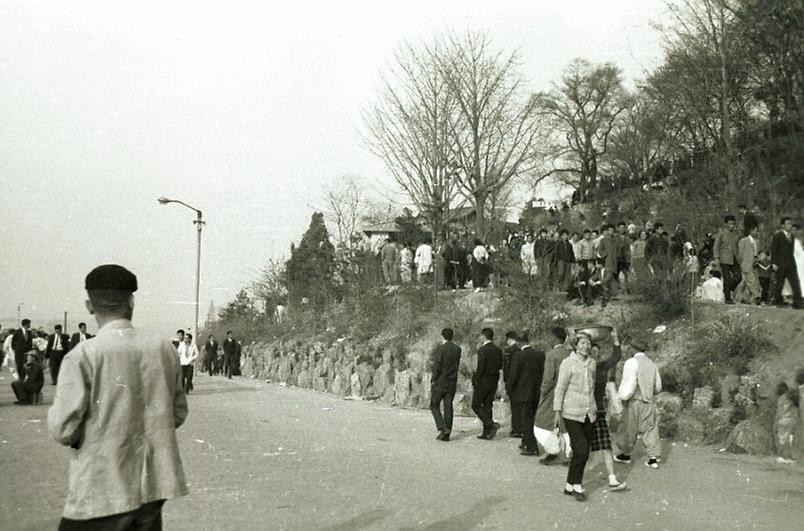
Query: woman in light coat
554 330 597 501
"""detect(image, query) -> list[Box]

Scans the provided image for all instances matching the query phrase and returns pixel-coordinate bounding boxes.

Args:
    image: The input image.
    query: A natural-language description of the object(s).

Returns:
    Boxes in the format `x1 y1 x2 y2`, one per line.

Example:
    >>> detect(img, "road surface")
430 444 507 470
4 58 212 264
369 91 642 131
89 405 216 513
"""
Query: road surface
1 372 802 530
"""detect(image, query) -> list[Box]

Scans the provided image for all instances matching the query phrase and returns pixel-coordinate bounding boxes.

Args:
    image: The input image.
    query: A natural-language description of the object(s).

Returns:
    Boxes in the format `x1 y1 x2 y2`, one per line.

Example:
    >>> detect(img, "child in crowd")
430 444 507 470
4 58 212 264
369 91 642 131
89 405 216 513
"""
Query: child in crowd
698 269 725 303
755 251 773 306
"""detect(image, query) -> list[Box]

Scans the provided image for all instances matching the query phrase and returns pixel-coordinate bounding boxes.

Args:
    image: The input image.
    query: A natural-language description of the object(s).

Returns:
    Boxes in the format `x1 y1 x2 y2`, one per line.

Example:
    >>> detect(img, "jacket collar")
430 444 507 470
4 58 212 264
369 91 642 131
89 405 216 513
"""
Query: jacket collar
97 319 133 335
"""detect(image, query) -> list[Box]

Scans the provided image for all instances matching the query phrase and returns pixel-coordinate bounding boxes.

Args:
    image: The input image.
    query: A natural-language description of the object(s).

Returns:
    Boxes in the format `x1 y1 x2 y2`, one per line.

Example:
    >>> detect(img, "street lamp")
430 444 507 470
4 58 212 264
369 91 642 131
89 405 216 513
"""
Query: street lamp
157 196 205 343
17 302 23 326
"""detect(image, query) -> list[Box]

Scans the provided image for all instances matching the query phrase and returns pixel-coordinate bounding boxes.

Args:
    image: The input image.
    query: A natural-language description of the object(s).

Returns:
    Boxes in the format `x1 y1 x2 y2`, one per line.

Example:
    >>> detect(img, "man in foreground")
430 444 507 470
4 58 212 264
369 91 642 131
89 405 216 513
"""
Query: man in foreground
48 264 188 529
430 327 461 441
471 327 502 440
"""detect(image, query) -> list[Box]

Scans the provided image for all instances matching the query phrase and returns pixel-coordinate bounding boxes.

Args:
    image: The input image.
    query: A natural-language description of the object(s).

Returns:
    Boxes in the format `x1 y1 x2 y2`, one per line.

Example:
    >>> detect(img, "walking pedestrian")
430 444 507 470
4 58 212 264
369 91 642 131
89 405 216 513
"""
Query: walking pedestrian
503 330 522 437
178 333 199 394
472 327 503 440
48 264 188 529
713 215 740 304
554 330 597 501
45 325 70 385
223 331 237 379
508 331 545 456
535 326 571 465
429 328 461 442
588 331 627 491
614 336 663 469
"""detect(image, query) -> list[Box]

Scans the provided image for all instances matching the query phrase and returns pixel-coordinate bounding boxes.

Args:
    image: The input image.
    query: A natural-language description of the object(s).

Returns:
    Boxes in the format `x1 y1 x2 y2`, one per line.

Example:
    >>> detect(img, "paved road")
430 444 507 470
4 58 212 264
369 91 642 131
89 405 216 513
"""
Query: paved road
1 372 802 530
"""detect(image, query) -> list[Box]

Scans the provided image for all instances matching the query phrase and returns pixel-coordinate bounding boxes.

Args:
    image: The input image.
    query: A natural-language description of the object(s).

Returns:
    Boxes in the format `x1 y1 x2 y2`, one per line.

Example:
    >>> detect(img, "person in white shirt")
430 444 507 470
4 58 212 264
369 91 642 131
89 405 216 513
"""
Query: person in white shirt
177 333 199 394
699 269 726 303
615 337 663 469
520 233 537 275
414 239 434 283
471 239 490 291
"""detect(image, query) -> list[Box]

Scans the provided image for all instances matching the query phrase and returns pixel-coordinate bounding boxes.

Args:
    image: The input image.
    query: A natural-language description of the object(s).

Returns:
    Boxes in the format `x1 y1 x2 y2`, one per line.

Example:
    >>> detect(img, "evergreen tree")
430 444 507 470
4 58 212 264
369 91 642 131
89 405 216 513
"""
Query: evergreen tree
285 212 337 307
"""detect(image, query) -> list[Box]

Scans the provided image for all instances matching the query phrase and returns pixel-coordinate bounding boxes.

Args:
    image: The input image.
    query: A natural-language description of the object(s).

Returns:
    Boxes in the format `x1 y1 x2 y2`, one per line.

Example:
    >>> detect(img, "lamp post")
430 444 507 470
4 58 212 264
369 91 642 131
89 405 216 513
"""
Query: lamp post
158 196 205 343
17 303 23 326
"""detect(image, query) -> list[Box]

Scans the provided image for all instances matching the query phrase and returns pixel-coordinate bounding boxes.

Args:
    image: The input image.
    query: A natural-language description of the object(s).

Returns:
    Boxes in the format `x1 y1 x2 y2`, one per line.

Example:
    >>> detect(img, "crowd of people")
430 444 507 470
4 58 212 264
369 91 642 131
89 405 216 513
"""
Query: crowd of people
429 324 661 501
372 206 804 310
1 322 245 403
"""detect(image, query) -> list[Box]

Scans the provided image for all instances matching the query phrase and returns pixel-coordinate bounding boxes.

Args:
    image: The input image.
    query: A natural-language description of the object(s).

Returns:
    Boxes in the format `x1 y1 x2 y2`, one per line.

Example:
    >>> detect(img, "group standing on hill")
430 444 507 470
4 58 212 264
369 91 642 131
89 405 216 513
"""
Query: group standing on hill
429 324 662 501
372 206 803 311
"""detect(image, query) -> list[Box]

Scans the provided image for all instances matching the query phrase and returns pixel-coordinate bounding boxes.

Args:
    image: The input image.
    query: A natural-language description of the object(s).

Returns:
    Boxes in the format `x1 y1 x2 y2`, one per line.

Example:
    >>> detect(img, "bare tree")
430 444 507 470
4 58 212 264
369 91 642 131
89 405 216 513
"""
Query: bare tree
363 41 461 242
534 58 628 202
653 0 752 195
323 174 365 249
435 32 546 237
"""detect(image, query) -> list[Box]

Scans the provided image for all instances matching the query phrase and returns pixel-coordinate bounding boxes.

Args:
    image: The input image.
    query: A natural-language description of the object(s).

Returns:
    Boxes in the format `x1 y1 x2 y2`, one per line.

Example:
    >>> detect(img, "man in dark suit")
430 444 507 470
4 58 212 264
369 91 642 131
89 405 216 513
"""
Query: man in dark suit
204 335 219 376
11 319 34 379
430 327 462 441
503 330 522 437
507 331 545 456
69 322 94 350
46 325 70 385
223 331 237 379
472 327 503 440
596 224 618 306
771 217 803 309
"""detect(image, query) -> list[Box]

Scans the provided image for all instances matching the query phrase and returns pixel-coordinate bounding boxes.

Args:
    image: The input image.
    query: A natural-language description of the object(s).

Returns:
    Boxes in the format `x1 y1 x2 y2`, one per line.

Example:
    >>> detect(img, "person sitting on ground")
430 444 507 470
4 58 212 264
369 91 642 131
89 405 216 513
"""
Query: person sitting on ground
567 260 594 306
11 350 44 405
699 269 725 303
586 260 606 306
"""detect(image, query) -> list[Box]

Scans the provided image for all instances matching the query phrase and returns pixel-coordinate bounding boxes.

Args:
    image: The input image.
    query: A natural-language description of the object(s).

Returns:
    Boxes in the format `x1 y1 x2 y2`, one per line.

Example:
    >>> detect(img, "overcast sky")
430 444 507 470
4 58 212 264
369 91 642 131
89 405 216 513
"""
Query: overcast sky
0 0 669 334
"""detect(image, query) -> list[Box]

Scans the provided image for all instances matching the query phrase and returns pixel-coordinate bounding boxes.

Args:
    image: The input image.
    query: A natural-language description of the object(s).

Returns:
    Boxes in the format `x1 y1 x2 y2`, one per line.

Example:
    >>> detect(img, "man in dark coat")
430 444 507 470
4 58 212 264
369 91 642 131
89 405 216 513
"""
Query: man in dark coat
204 335 219 376
430 327 462 441
535 326 571 465
12 351 44 404
11 319 33 380
46 325 70 385
223 331 237 379
503 330 522 437
472 328 503 440
507 331 545 456
69 322 94 350
771 217 803 309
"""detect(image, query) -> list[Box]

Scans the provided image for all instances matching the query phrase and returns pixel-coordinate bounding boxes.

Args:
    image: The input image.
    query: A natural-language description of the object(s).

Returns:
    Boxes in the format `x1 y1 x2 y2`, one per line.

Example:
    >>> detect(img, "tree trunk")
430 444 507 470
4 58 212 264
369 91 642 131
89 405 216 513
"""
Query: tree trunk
474 193 487 240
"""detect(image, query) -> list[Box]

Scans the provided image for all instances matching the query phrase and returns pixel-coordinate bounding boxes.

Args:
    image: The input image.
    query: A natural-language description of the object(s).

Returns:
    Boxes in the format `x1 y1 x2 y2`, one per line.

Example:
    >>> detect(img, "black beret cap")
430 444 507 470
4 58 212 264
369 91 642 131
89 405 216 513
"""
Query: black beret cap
628 336 650 353
85 264 138 292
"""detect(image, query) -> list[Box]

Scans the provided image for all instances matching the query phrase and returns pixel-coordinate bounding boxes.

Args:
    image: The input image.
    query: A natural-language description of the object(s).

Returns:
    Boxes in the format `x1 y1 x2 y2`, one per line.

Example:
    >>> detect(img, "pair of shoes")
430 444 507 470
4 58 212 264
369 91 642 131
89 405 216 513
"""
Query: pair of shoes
520 449 538 456
509 431 522 438
436 430 451 442
476 433 489 440
608 481 628 491
613 453 631 463
492 421 501 429
725 300 735 305
540 454 560 466
563 488 574 496
14 400 32 405
646 458 659 469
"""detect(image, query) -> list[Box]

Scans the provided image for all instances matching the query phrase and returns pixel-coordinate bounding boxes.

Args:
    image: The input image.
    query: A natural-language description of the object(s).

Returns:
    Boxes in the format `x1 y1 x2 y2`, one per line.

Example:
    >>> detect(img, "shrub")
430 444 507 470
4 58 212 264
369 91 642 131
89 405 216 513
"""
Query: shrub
629 257 691 321
677 314 775 395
